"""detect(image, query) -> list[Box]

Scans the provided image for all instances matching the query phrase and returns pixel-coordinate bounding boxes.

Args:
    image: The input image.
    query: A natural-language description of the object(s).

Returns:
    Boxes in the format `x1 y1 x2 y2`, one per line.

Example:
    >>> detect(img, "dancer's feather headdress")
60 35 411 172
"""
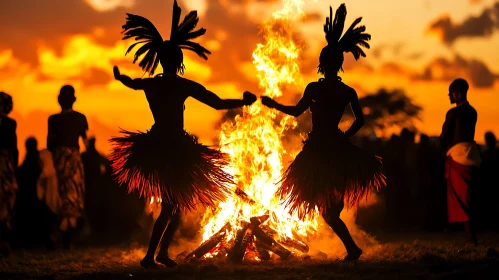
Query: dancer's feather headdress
319 4 371 73
121 0 211 75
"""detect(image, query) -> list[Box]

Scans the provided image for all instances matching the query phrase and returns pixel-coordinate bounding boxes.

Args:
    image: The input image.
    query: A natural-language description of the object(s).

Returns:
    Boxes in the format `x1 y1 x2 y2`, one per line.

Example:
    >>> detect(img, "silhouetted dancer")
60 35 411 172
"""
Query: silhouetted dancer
261 4 385 261
481 132 499 230
81 137 109 234
15 137 43 248
0 92 18 257
110 0 256 268
47 85 88 249
440 78 481 246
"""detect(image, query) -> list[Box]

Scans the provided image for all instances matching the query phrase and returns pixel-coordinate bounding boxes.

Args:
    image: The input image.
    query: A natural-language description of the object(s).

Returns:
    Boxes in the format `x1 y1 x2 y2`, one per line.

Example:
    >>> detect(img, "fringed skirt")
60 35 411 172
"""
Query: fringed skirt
52 147 85 231
0 150 17 227
109 128 233 212
278 130 386 218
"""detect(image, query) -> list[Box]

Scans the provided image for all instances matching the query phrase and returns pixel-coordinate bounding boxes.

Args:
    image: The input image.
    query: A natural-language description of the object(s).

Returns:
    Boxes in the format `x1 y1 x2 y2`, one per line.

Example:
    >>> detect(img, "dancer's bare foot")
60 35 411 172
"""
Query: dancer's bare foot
140 257 160 269
156 254 178 268
343 247 362 261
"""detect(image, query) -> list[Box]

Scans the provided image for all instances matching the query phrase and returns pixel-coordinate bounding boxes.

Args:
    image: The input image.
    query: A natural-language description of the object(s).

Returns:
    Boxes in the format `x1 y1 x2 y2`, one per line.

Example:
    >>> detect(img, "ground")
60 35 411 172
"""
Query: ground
1 232 499 280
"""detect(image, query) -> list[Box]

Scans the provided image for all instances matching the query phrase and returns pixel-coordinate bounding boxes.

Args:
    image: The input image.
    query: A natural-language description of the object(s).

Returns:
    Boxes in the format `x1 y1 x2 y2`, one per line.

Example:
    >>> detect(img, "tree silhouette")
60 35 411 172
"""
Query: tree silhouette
346 88 422 136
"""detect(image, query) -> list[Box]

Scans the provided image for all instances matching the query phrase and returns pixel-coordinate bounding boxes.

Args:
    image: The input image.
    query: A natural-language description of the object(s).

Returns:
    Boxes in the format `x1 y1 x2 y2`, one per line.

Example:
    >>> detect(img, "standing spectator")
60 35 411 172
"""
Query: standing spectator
440 78 481 246
0 92 18 256
47 85 88 249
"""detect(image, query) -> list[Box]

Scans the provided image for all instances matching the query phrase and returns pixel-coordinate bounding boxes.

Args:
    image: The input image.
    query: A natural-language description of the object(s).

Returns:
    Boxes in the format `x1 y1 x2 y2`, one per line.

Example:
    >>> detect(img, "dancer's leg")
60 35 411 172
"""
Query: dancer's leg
140 204 175 268
322 200 362 260
156 209 181 267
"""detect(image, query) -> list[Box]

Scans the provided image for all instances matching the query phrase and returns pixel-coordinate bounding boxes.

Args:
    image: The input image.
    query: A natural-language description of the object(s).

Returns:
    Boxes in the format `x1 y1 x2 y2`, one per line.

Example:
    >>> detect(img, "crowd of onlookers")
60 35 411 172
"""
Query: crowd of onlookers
11 136 153 250
356 129 499 233
1 88 160 255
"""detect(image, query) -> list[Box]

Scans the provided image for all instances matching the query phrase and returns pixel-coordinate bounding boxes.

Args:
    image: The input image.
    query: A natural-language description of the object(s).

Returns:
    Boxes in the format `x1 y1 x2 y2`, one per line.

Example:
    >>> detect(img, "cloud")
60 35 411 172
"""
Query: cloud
199 0 260 91
380 62 409 76
0 0 268 94
414 55 497 88
79 67 114 87
0 0 127 65
372 53 497 89
85 0 136 12
405 52 424 61
427 1 499 44
370 42 419 61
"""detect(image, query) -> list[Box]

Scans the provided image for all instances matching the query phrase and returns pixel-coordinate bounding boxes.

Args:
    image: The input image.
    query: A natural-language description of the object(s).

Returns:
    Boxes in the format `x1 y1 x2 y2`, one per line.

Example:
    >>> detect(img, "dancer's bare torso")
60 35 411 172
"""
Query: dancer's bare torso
130 75 218 131
308 79 357 132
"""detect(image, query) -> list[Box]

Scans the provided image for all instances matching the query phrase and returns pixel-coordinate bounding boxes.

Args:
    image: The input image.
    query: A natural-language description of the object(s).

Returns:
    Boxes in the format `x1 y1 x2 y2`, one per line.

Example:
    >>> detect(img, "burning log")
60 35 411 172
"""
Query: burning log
250 213 270 226
280 238 309 254
228 221 252 263
185 222 231 260
252 225 291 260
235 188 256 205
279 231 310 253
254 240 271 261
215 239 233 259
261 224 278 237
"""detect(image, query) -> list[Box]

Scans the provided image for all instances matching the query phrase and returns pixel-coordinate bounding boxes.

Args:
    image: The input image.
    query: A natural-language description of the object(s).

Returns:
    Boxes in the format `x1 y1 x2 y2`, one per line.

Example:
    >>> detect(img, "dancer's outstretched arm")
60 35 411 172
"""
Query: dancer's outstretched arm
261 85 313 117
190 84 257 110
344 90 364 137
113 66 147 90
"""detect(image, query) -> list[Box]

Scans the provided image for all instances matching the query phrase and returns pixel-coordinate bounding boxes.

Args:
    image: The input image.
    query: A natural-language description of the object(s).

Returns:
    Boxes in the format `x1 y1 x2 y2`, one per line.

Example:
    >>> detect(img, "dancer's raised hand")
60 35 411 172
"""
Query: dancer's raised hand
243 91 257 105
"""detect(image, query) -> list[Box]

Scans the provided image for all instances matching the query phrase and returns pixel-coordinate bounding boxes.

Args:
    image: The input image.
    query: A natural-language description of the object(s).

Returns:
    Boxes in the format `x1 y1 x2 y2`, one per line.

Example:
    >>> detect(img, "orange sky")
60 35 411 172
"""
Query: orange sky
1 0 499 158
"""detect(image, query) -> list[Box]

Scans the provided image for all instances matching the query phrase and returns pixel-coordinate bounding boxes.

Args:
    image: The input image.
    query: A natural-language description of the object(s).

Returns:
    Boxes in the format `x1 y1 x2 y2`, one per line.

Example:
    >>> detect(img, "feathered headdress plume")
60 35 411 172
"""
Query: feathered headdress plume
121 0 211 75
323 3 371 60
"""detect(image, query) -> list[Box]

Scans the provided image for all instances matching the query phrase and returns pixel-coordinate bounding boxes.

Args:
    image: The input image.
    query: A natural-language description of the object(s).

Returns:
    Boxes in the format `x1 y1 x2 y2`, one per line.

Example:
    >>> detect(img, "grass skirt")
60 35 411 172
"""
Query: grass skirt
0 150 17 227
109 129 233 212
278 130 386 218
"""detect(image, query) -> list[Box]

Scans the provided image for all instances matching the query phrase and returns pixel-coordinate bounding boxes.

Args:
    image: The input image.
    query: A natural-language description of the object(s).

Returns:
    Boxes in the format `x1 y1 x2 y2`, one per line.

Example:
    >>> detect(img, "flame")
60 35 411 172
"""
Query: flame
200 0 319 256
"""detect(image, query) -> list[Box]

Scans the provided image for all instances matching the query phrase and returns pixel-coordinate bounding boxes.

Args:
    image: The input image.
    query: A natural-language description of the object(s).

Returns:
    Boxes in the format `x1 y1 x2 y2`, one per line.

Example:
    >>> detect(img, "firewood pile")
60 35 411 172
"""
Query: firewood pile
185 212 310 263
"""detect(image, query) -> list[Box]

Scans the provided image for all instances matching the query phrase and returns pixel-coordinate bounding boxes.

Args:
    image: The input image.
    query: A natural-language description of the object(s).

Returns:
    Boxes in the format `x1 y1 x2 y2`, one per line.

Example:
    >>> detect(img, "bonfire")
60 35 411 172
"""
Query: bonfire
184 0 321 263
